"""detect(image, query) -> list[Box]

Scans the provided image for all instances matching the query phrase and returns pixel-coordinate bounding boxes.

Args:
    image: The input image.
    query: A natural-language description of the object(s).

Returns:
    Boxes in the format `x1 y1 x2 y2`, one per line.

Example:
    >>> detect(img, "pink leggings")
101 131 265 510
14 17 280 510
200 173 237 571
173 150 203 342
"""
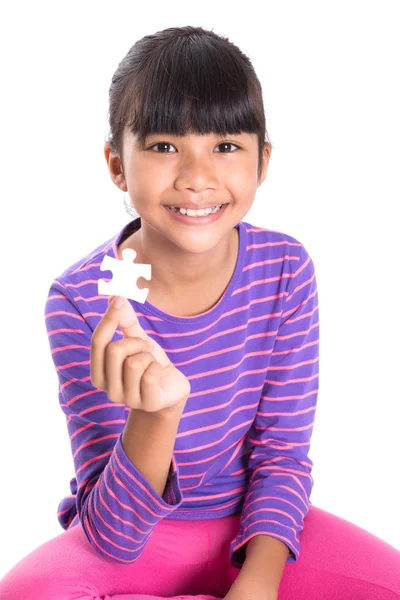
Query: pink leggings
1 505 400 600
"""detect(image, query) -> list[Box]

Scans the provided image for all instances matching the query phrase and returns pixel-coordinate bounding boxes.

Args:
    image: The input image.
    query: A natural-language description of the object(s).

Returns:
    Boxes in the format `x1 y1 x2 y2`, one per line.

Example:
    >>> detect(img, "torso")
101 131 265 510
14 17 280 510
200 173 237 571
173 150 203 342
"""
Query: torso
117 227 239 317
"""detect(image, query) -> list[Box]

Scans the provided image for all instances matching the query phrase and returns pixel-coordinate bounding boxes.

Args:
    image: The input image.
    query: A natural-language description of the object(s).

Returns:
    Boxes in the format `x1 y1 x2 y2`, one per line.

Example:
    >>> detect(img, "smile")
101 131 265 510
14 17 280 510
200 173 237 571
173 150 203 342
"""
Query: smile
164 203 229 225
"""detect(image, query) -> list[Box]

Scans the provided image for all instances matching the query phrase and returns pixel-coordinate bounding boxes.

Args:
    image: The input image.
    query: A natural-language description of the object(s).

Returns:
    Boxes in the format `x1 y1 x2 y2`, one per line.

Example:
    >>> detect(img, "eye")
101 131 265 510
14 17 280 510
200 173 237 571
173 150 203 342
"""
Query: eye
147 141 240 153
215 142 239 153
149 142 177 153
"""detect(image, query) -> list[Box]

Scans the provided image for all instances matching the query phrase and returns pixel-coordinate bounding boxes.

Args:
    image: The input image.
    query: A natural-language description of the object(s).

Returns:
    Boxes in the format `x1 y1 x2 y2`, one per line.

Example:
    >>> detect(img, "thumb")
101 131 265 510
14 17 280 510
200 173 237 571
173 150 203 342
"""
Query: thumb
110 296 170 367
109 295 147 339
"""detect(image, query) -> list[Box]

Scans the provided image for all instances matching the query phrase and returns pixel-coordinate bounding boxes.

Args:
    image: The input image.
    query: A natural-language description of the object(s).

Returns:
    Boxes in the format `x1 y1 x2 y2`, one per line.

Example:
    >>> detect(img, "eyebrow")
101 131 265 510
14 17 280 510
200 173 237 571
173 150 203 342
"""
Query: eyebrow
142 132 248 142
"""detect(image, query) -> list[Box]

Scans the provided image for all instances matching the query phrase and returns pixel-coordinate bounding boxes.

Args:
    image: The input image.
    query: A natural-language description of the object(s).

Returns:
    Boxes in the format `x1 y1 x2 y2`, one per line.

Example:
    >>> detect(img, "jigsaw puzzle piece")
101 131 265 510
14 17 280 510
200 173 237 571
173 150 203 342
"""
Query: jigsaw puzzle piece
98 248 152 304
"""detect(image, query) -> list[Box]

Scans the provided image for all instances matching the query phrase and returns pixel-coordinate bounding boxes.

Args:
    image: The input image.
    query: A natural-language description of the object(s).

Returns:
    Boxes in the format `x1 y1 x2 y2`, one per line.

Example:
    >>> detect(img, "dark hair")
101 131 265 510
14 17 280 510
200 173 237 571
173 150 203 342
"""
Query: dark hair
106 25 273 184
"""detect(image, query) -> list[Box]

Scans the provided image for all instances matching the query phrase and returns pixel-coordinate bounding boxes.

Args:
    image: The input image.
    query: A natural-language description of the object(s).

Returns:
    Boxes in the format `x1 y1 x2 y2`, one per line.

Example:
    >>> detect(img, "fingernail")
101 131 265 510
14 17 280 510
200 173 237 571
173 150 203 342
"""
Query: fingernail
111 296 123 308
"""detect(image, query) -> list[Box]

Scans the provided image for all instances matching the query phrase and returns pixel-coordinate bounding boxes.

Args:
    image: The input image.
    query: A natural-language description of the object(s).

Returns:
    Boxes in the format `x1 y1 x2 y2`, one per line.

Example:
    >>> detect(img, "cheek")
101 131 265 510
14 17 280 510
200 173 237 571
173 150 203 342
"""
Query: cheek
137 161 171 188
128 169 161 195
128 176 168 209
226 172 257 200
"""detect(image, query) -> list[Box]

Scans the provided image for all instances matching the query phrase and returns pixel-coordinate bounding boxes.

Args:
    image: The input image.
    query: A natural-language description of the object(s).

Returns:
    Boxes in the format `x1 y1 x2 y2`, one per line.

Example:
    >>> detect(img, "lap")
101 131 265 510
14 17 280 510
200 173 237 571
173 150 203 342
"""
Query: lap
1 505 400 600
0 516 212 600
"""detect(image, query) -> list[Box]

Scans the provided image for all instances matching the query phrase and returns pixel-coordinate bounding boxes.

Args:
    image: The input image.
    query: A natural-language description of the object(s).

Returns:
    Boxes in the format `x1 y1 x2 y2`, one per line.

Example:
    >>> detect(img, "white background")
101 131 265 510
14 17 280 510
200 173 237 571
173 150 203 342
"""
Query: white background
1 0 399 580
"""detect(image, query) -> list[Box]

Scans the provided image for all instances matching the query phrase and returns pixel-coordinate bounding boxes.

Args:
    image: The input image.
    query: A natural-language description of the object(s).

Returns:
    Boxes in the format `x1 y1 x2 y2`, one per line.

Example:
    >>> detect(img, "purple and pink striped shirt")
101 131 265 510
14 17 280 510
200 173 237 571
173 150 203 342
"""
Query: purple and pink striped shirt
44 217 319 568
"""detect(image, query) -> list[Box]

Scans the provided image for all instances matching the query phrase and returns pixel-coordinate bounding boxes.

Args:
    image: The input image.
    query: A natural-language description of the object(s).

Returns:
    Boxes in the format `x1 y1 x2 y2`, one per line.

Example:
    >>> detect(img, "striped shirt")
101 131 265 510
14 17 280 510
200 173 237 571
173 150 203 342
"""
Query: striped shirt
44 216 319 568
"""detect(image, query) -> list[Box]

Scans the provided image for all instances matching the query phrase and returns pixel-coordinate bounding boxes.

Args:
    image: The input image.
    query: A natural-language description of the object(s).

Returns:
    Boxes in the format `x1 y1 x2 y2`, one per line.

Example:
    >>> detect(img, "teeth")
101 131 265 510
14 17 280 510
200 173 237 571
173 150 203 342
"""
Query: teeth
168 204 223 216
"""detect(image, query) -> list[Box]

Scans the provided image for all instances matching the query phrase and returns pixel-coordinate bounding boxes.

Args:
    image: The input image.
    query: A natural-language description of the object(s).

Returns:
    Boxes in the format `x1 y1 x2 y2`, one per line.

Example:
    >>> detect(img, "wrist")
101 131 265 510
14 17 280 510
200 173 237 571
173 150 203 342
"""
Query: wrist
227 574 277 600
236 534 289 596
142 398 187 421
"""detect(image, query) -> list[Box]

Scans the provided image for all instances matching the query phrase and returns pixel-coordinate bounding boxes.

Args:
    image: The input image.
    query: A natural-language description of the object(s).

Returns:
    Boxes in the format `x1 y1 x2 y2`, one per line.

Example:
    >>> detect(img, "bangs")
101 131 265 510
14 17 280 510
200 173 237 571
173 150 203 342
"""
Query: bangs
123 35 265 145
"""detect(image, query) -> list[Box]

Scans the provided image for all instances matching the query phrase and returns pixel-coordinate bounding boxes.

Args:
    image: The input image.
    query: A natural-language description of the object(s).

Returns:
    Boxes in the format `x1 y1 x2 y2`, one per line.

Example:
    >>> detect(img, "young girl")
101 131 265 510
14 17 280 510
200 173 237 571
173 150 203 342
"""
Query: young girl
1 25 400 600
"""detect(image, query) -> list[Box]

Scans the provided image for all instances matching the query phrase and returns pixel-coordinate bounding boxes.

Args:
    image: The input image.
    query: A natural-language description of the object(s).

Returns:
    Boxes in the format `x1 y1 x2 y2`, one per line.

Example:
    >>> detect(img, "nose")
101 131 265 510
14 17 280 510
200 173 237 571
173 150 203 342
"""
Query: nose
175 153 218 192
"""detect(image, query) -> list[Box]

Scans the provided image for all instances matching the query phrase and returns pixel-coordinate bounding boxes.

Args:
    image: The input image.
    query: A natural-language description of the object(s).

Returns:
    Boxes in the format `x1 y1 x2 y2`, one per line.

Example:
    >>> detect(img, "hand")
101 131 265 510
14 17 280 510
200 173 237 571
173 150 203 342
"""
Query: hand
223 576 278 600
90 295 191 414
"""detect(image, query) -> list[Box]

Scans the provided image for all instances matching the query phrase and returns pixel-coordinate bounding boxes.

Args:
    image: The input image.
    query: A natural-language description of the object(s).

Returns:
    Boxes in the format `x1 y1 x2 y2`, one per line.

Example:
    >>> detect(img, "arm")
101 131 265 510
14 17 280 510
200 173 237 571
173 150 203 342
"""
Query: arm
44 284 184 563
226 535 289 599
229 243 319 577
122 403 185 498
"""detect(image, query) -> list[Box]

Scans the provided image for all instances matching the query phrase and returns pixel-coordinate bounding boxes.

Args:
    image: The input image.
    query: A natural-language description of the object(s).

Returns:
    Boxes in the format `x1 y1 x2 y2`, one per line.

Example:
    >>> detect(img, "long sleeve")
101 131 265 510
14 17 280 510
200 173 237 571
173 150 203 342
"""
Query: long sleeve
44 283 183 563
230 243 319 568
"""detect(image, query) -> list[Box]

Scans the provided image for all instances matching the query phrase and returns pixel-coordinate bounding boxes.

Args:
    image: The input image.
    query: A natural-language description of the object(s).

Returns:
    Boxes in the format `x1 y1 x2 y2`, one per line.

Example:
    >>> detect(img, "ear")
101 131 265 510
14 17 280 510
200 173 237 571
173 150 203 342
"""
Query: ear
104 142 128 192
257 144 272 187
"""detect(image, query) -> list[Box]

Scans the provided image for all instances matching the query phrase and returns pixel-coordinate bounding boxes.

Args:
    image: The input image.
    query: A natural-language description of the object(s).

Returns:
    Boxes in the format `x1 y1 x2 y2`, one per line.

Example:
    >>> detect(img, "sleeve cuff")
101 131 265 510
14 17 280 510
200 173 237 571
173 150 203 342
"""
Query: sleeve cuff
230 524 298 569
113 433 183 514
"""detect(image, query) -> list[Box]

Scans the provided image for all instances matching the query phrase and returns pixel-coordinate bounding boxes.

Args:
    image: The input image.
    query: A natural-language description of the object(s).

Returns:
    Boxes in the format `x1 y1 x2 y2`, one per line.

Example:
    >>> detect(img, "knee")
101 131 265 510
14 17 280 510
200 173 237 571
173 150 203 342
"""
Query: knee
0 567 99 600
0 567 49 600
0 526 103 600
0 554 93 600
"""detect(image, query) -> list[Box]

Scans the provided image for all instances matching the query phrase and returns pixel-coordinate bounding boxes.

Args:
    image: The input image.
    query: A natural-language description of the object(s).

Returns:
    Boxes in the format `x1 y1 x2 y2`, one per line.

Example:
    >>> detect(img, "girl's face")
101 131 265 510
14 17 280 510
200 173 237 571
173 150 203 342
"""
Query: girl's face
106 129 270 256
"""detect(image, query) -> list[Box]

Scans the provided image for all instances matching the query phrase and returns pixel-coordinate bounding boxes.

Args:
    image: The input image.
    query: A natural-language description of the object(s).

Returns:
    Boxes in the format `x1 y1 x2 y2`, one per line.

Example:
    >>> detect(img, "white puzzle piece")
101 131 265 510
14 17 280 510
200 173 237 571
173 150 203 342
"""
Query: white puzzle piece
98 248 152 304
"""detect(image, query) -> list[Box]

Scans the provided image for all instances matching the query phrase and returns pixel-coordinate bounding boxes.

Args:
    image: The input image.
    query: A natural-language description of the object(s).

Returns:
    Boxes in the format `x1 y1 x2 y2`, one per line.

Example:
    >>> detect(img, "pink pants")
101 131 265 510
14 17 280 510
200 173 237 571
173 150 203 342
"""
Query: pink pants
1 505 400 600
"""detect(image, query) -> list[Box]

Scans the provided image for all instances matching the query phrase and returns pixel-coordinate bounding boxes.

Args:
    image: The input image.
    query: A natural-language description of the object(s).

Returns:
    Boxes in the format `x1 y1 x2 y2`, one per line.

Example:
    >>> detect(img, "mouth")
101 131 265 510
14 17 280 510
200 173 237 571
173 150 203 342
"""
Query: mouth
164 203 229 225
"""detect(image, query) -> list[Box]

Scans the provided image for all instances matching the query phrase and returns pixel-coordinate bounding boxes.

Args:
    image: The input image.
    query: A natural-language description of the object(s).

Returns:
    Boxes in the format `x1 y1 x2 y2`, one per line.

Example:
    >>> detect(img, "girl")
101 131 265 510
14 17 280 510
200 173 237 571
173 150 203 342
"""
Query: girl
1 25 400 600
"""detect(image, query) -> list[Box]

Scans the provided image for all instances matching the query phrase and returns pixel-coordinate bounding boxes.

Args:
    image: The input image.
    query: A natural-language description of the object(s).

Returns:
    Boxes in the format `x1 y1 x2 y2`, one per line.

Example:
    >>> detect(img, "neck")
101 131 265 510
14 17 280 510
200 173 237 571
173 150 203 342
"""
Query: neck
132 222 238 292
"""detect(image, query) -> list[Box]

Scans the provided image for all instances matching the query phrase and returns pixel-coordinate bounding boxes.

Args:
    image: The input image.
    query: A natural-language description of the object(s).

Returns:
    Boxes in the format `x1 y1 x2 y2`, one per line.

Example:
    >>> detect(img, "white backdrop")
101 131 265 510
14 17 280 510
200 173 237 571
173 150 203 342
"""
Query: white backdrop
1 0 399 579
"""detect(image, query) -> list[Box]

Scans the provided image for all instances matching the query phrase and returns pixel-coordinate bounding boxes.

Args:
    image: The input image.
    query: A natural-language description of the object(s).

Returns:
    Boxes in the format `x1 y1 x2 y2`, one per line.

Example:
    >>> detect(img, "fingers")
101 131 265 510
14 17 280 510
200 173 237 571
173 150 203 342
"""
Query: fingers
114 296 171 369
140 361 166 412
125 358 164 412
92 336 150 392
91 295 173 399
91 295 148 389
106 349 163 411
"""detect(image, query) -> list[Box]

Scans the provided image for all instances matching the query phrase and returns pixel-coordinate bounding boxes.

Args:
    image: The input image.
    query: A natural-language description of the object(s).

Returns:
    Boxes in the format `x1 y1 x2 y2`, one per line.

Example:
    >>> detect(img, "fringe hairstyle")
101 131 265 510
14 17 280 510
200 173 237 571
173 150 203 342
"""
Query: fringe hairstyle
106 25 273 184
